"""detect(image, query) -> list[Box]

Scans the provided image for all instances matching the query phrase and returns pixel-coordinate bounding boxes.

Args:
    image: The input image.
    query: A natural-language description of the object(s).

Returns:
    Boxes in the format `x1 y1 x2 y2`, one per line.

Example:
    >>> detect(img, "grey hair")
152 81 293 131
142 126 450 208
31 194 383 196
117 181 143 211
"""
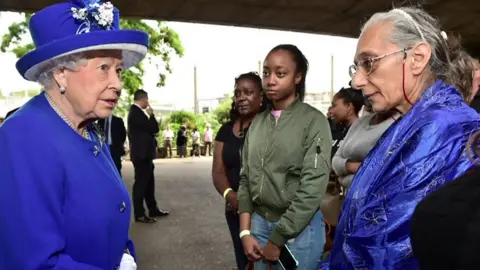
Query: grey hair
37 52 88 89
361 6 460 83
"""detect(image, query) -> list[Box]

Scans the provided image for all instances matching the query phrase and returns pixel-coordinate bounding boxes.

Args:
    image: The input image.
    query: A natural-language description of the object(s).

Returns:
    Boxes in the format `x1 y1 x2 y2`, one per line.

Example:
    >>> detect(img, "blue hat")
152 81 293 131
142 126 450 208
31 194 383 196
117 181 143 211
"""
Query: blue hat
16 0 149 81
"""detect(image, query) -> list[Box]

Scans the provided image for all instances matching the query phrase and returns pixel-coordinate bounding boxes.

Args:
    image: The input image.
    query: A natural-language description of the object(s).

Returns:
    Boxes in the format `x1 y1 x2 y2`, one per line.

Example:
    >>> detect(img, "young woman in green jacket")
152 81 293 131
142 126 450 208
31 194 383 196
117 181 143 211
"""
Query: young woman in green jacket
238 44 332 270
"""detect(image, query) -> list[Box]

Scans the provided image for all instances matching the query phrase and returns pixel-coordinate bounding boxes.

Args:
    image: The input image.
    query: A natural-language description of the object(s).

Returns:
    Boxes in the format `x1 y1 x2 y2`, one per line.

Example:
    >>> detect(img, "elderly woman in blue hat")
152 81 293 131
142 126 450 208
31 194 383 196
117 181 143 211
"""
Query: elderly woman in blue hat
0 0 148 269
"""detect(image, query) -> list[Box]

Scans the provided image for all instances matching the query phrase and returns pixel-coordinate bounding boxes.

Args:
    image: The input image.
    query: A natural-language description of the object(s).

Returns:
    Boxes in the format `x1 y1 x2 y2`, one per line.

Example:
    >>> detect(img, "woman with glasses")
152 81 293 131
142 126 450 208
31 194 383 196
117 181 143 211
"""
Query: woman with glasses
319 6 480 270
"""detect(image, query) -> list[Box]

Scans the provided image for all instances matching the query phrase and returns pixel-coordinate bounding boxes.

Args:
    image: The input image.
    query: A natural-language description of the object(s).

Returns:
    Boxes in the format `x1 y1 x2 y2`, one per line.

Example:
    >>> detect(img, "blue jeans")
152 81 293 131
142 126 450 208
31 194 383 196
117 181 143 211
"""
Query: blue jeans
251 211 325 270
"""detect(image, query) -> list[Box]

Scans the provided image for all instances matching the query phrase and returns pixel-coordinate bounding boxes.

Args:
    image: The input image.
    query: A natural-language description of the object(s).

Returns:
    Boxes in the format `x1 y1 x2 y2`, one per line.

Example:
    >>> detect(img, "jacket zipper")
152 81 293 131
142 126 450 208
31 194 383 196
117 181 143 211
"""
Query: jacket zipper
315 137 322 169
259 157 264 203
259 115 276 204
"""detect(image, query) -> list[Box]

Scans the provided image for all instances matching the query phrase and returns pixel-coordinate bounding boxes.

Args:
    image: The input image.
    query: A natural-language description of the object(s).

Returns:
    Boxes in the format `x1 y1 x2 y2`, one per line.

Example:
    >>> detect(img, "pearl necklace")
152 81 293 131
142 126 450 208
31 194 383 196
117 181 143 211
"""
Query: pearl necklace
45 93 89 139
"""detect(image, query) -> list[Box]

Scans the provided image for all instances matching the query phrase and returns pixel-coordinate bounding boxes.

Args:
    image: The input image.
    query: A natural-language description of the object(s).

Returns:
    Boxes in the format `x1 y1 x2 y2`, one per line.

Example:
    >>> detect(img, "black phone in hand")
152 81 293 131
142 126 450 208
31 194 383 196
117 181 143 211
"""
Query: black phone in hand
278 245 298 270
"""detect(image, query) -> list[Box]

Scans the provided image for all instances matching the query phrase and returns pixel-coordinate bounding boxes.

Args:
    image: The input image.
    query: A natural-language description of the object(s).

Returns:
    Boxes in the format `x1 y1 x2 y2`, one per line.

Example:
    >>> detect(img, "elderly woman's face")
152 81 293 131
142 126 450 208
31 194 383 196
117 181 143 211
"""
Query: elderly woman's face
59 50 123 119
352 23 411 112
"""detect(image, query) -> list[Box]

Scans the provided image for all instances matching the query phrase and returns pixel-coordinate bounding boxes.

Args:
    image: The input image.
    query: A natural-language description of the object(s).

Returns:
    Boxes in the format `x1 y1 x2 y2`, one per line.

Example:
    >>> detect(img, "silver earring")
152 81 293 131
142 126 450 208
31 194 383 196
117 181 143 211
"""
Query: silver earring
59 86 66 94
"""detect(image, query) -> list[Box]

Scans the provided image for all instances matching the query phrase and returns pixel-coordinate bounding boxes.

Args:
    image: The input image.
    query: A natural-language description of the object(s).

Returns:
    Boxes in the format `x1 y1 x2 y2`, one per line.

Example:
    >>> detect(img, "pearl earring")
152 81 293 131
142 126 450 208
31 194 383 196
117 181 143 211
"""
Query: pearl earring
59 86 66 94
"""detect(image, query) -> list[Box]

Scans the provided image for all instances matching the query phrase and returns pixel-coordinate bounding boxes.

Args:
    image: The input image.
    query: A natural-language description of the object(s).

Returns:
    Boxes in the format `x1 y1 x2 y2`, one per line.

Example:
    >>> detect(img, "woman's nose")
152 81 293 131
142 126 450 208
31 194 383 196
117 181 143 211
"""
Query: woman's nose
111 72 123 91
352 72 367 89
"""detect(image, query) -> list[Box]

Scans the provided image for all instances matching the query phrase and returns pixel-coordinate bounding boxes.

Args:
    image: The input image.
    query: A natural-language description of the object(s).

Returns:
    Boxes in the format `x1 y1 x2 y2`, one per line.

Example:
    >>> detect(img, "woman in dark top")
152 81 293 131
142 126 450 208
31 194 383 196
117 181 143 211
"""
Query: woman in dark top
329 87 364 158
410 131 480 269
212 72 266 270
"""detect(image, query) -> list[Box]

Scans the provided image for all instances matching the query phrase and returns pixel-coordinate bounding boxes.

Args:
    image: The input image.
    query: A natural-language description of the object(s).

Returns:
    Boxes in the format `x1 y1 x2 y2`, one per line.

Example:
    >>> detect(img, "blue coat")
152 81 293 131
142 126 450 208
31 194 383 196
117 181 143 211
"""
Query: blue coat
0 92 135 269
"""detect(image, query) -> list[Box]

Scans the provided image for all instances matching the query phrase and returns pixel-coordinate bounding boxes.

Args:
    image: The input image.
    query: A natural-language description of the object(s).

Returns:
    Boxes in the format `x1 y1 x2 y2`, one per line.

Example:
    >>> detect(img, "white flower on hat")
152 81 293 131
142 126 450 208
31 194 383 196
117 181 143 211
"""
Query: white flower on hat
71 7 87 21
94 2 114 27
71 1 115 32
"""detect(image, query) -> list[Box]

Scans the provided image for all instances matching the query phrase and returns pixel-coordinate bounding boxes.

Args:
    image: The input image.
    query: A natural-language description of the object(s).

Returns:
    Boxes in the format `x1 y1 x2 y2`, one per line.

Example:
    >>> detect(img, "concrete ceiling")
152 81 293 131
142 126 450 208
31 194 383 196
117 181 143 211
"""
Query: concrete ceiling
1 0 479 56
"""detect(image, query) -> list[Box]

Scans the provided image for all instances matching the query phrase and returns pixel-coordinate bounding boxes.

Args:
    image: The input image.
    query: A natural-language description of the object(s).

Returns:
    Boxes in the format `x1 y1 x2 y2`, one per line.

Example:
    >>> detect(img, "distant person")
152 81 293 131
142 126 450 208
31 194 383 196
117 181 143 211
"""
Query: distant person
176 125 187 158
128 89 169 223
98 114 127 175
163 124 174 158
191 128 200 156
203 124 213 156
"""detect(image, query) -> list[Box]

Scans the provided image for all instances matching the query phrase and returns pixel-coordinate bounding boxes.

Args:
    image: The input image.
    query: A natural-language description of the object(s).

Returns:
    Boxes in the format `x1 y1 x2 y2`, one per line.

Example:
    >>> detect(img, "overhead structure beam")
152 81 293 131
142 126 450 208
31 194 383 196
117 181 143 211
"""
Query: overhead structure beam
0 0 478 56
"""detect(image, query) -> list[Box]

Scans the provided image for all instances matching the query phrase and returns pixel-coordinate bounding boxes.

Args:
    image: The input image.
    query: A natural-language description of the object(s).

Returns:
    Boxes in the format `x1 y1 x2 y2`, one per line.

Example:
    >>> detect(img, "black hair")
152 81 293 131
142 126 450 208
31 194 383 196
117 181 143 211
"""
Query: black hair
229 72 268 121
268 44 309 101
133 89 148 101
334 87 364 115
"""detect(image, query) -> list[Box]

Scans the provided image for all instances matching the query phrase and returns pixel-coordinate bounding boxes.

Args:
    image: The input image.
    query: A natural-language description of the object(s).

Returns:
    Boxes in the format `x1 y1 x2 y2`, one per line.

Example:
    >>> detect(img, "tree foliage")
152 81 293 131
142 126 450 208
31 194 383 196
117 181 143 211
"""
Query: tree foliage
0 13 33 58
0 13 184 117
212 95 233 125
156 110 221 148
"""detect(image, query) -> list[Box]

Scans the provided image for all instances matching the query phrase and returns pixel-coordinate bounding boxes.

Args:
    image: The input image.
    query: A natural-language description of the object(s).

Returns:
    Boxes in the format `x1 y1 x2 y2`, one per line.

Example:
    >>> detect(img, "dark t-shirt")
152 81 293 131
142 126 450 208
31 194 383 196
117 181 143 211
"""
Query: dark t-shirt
329 120 349 159
215 121 246 191
176 130 187 146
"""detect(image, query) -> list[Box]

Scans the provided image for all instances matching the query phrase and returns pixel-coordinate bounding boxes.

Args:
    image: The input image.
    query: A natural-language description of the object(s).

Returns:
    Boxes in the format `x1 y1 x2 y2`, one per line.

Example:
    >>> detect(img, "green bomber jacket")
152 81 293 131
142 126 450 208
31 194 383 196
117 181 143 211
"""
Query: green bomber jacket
238 98 332 246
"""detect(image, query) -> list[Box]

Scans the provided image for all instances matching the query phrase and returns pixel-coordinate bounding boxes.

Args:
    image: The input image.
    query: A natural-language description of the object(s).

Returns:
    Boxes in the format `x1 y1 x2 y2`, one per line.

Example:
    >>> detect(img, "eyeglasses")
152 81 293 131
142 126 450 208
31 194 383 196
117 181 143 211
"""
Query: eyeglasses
349 48 409 78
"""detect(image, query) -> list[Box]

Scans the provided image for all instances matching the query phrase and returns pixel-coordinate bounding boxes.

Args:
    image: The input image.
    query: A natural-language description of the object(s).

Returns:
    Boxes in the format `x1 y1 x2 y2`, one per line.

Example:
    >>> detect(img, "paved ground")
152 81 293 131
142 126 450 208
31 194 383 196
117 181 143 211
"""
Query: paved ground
121 157 236 270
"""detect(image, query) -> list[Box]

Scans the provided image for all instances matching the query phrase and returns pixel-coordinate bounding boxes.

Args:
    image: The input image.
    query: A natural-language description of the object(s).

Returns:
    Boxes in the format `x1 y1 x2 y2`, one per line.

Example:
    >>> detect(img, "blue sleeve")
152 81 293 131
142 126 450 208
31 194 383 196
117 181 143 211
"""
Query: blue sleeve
126 238 137 260
0 122 103 270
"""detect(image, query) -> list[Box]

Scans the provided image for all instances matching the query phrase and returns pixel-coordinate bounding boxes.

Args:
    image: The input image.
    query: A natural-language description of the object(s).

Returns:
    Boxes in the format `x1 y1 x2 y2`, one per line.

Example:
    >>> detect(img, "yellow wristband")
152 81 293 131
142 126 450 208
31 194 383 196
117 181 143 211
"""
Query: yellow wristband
239 230 251 239
223 188 233 199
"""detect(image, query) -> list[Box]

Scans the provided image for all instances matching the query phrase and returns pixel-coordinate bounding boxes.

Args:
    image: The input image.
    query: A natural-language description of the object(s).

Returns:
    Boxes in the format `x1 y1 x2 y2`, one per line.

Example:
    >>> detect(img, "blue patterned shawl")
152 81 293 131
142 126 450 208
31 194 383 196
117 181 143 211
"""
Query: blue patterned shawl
319 80 480 269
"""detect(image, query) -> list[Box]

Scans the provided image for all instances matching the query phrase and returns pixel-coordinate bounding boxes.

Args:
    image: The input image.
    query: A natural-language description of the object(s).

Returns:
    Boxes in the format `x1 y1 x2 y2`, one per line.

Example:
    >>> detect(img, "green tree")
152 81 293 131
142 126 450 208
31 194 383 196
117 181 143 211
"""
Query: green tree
212 95 233 124
1 13 184 117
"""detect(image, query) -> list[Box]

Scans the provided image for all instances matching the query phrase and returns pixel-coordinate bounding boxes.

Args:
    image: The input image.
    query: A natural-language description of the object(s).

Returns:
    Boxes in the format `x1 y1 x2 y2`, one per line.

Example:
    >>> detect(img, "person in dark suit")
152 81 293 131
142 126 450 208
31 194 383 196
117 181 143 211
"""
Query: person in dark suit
98 115 126 175
128 89 169 223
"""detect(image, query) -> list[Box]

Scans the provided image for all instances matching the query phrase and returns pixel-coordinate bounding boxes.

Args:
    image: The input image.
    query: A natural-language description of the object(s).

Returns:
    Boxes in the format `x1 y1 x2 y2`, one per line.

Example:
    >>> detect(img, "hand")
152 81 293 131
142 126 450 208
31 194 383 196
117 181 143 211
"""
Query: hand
118 253 137 270
242 235 263 261
146 106 154 116
226 191 238 210
262 241 281 262
346 161 361 174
